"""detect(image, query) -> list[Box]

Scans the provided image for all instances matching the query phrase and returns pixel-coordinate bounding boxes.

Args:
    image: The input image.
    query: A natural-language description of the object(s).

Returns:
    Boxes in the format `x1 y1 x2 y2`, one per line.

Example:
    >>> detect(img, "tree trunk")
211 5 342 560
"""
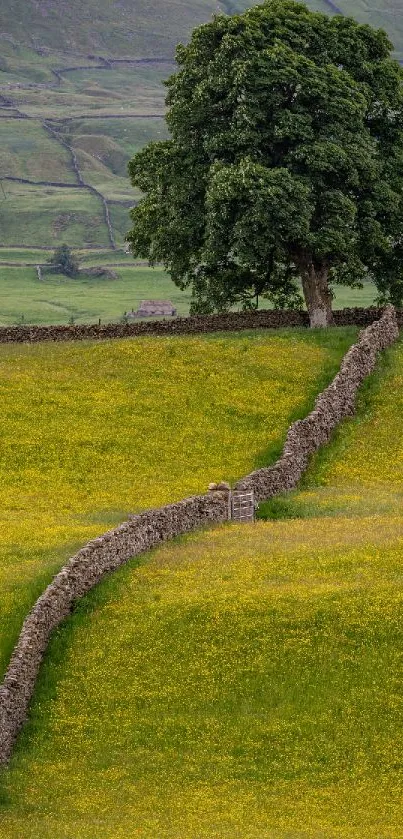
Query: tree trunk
298 257 334 327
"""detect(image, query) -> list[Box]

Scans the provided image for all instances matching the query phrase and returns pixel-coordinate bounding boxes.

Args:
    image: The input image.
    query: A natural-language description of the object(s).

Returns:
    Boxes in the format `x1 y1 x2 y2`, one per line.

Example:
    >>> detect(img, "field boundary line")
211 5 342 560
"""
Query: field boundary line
0 306 402 342
235 306 399 500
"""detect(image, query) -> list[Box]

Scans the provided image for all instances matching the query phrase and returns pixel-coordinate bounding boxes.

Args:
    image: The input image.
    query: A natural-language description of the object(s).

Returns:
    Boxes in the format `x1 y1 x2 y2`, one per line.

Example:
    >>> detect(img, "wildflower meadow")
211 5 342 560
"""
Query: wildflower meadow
0 329 352 676
1 328 401 838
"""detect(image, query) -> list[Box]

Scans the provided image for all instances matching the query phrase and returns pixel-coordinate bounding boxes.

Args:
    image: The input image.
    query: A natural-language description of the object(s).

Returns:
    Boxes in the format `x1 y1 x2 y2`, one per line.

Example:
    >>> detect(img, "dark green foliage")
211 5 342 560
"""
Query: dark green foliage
47 244 79 278
127 0 403 325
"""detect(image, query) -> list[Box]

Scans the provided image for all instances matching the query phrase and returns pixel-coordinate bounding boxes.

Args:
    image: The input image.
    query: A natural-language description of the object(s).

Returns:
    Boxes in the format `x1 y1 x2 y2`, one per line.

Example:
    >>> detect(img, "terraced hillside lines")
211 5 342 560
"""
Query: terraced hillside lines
1 1 402 253
0 182 111 249
1 518 401 838
0 53 173 248
0 328 354 679
0 121 72 183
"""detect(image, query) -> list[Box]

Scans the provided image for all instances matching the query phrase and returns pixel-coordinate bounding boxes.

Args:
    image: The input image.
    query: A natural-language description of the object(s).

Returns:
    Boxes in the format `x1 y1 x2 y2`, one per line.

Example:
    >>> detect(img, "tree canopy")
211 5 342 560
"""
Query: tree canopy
127 0 403 326
48 244 79 278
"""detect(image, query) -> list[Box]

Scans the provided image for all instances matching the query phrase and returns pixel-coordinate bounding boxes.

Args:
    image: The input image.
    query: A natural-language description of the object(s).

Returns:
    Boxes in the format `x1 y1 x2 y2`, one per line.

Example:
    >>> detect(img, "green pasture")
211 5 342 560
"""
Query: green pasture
0 259 379 325
6 65 167 120
0 332 401 838
0 42 105 84
67 116 170 160
0 247 131 264
0 247 56 263
0 264 191 324
0 120 73 183
64 65 168 112
66 115 169 201
0 183 109 248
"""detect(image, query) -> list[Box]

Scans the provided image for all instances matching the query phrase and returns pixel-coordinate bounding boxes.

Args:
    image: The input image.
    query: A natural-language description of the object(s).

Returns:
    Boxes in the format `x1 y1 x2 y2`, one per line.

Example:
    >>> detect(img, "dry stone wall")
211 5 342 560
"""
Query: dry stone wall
0 305 399 766
235 305 399 501
0 494 229 765
0 307 402 343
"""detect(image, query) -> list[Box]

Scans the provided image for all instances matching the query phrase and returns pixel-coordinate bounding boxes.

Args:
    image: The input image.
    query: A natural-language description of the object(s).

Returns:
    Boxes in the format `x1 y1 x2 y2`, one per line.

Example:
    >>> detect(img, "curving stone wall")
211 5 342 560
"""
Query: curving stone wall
234 305 399 501
0 306 399 766
0 307 402 344
0 494 229 765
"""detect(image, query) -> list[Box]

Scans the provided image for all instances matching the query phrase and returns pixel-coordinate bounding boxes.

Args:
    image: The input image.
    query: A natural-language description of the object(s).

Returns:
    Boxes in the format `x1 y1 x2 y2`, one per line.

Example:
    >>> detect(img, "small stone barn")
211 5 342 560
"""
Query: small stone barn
129 300 177 318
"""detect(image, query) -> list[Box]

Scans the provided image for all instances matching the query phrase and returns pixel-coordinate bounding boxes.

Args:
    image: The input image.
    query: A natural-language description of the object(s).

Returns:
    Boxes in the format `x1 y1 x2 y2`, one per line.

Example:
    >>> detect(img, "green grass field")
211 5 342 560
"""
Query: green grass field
0 264 191 324
0 258 379 325
0 183 109 248
0 121 72 183
0 331 401 838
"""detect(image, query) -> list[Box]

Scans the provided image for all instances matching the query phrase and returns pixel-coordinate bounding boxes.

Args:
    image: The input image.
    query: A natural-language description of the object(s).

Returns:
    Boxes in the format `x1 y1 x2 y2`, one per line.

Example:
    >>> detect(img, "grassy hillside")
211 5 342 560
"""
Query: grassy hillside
0 0 253 59
0 183 111 248
0 335 401 838
1 0 402 266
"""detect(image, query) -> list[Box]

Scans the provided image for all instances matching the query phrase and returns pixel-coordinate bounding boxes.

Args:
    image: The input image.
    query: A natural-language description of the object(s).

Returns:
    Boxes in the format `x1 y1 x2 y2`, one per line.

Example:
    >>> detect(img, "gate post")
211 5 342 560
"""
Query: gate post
208 482 232 520
208 484 255 523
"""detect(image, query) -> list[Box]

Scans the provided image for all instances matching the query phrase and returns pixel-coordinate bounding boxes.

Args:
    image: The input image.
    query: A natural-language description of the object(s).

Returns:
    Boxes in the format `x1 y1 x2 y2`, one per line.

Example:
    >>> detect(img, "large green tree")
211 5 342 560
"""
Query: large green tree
127 0 403 326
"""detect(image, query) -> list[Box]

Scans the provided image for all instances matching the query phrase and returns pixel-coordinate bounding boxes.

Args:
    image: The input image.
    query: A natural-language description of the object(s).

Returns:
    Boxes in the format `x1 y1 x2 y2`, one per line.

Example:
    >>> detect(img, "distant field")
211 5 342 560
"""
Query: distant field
0 0 254 59
0 256 379 325
1 335 401 838
0 183 109 248
0 121 72 182
1 0 402 254
0 247 133 263
0 264 191 324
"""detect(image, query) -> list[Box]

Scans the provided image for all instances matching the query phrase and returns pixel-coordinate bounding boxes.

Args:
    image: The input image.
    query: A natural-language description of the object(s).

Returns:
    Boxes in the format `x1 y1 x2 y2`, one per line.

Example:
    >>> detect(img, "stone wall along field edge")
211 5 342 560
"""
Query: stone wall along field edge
235 305 399 501
0 307 402 342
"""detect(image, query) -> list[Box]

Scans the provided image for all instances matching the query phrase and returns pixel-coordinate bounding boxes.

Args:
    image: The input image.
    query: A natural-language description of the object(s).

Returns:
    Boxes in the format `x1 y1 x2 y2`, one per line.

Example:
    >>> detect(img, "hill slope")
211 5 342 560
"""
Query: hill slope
1 0 402 272
0 0 250 59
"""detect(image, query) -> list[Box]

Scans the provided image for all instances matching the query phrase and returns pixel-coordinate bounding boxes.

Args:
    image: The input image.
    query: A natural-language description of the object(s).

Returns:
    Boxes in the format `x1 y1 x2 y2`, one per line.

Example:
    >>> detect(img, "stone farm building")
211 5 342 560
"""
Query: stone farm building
129 300 177 318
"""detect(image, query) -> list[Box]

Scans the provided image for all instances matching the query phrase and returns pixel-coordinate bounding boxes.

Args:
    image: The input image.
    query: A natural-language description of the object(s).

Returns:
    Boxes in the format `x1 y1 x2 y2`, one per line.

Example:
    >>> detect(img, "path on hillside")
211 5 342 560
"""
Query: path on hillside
0 47 172 250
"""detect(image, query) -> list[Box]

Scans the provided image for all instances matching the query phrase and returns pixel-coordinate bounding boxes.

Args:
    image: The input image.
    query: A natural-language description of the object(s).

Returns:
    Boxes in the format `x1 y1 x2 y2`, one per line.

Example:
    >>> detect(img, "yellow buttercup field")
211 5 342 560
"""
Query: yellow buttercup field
1 515 402 838
2 328 401 839
0 329 350 675
276 338 403 520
